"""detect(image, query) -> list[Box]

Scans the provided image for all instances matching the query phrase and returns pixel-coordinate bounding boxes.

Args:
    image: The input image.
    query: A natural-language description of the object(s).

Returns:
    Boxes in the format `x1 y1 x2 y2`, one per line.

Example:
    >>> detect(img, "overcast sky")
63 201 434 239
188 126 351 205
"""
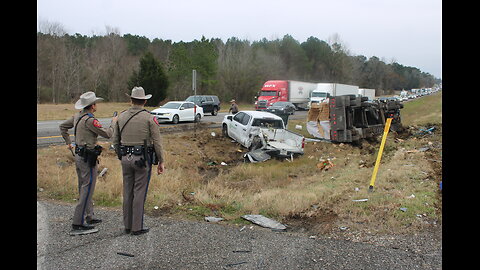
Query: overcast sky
37 0 442 79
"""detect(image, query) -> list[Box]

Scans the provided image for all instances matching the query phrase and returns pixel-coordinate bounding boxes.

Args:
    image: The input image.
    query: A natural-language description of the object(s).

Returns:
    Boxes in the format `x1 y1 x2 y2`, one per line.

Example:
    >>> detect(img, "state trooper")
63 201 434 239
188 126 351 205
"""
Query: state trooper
59 91 118 235
112 86 165 236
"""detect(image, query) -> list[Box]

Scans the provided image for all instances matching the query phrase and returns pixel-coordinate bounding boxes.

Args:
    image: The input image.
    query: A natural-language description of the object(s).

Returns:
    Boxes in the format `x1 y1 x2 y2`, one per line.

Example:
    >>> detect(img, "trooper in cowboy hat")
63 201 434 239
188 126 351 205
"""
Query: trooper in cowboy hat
59 91 118 235
228 99 239 114
125 86 152 100
113 86 165 236
74 91 105 109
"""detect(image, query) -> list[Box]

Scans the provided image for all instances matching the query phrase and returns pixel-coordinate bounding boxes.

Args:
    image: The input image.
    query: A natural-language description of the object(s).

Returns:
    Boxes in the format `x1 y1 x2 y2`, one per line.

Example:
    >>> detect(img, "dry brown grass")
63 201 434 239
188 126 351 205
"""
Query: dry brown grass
37 123 442 235
37 102 158 121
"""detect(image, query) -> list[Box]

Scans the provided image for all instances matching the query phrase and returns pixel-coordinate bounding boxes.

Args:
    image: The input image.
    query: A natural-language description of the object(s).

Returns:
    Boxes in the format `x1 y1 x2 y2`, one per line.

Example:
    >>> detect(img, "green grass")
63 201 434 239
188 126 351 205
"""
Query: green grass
401 91 442 125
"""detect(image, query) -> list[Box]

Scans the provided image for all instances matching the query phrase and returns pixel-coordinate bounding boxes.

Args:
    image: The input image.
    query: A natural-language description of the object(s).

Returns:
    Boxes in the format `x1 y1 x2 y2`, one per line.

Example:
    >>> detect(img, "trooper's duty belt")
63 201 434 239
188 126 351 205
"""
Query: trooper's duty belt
119 145 145 156
75 145 102 167
117 145 159 167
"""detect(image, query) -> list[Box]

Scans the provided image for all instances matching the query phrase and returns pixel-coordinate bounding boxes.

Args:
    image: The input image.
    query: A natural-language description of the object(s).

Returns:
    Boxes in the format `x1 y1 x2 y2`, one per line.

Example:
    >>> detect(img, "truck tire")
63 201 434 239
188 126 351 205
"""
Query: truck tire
222 124 229 138
212 107 218 116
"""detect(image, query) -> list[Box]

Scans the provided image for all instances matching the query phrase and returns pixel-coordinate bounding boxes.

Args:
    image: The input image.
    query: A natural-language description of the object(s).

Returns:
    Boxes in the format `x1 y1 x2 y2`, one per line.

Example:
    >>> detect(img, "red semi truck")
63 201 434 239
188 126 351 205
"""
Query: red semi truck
255 80 317 110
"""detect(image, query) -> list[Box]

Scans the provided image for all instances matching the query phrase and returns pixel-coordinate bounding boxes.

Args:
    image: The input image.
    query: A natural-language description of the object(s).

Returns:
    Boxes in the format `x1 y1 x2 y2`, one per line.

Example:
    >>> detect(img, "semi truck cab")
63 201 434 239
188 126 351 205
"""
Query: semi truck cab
255 80 288 110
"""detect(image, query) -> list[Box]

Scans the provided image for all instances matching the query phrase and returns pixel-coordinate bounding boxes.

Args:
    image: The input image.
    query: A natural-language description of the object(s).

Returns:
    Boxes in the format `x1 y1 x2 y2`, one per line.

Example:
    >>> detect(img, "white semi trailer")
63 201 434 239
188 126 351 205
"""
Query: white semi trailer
309 83 359 108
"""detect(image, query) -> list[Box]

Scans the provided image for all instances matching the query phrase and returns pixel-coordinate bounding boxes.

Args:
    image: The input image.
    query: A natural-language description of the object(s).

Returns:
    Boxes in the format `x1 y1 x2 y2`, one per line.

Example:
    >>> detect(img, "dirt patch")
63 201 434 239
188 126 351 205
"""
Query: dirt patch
285 207 338 234
165 128 245 182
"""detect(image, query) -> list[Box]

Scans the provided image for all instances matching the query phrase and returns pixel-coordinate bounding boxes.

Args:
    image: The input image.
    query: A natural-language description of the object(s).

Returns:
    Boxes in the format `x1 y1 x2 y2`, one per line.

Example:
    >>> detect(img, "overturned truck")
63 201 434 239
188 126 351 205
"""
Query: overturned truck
307 95 403 143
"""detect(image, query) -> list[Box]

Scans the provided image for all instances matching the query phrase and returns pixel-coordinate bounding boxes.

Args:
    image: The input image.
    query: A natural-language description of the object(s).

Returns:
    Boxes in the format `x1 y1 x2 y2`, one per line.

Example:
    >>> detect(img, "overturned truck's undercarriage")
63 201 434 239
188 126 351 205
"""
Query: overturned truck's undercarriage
308 95 403 143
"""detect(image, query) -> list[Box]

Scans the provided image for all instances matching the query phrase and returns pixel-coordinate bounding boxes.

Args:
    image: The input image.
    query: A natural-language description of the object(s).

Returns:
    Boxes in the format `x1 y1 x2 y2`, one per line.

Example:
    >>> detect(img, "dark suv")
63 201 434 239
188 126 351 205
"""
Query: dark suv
185 95 221 116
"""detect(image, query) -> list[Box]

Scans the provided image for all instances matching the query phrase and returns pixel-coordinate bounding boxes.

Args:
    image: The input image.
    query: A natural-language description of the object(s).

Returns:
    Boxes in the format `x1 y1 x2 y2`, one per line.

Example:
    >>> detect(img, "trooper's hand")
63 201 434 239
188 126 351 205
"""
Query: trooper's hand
67 144 74 150
157 162 165 175
112 116 118 123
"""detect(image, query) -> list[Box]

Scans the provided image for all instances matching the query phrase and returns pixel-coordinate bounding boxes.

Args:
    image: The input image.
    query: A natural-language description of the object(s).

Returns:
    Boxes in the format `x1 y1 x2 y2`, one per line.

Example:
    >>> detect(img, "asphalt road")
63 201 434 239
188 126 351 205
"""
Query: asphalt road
37 200 441 269
37 111 308 147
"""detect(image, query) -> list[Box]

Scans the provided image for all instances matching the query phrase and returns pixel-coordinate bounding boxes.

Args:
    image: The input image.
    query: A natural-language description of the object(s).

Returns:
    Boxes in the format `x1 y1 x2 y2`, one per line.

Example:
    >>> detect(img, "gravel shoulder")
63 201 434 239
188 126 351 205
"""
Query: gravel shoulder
37 200 441 269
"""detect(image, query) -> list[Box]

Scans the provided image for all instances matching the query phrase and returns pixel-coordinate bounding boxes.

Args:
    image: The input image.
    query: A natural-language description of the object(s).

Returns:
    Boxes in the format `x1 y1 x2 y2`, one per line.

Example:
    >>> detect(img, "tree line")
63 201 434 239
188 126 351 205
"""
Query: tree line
37 24 440 105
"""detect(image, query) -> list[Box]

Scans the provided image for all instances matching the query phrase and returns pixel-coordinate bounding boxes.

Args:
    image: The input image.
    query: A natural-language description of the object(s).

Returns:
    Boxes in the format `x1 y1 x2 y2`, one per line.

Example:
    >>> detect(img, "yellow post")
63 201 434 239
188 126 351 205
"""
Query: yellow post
368 118 393 192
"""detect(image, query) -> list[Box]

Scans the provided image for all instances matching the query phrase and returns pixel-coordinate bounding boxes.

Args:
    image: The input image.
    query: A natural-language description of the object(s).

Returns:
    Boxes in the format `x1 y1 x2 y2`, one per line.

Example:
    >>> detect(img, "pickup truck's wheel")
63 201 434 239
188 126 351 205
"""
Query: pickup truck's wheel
222 124 229 138
172 114 179 124
194 113 201 123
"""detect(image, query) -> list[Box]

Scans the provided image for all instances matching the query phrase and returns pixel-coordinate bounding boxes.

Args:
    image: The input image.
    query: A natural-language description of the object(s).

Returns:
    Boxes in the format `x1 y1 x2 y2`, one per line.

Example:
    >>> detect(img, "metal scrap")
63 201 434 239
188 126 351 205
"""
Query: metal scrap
204 216 224 222
244 149 271 163
242 214 287 231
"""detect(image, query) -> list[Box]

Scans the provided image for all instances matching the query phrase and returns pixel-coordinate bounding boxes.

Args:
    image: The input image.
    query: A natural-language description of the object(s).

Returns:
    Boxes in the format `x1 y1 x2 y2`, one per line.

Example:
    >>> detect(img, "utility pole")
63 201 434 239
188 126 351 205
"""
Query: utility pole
192 69 197 135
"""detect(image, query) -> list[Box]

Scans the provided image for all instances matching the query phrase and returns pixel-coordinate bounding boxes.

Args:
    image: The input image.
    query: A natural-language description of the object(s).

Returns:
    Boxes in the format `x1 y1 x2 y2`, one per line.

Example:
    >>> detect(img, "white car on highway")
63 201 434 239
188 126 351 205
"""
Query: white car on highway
151 101 204 124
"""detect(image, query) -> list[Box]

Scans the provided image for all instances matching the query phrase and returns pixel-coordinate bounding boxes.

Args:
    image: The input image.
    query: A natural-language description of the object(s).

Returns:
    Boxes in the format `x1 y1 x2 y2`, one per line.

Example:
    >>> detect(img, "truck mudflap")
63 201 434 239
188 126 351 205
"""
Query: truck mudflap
307 95 403 143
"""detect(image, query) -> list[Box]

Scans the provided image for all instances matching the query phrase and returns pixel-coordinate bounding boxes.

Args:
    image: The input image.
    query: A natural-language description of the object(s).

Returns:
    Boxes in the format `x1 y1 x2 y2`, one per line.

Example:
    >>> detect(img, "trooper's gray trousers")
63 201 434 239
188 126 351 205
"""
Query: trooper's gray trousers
73 154 98 226
121 154 152 232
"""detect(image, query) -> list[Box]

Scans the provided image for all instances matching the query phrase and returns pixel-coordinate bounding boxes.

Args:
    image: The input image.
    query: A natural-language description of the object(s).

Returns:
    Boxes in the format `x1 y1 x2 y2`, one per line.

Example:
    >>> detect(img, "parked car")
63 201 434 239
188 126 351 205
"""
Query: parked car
265 101 296 115
151 101 204 124
185 95 221 116
222 111 305 159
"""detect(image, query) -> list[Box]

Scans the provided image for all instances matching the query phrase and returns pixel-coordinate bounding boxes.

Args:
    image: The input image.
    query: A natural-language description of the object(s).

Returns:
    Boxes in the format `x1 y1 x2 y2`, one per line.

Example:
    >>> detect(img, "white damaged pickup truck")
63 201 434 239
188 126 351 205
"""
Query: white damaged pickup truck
222 111 305 162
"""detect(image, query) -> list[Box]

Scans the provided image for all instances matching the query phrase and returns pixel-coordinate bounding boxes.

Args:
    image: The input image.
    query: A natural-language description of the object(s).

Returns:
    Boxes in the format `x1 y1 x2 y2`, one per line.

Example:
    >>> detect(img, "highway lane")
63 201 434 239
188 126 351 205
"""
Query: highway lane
37 200 441 269
37 111 307 147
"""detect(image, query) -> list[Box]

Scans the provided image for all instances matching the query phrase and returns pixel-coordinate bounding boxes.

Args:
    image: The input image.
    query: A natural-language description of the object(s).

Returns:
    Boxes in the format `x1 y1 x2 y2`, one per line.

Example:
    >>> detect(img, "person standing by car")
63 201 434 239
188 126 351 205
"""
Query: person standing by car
229 99 239 114
59 91 117 235
112 86 165 236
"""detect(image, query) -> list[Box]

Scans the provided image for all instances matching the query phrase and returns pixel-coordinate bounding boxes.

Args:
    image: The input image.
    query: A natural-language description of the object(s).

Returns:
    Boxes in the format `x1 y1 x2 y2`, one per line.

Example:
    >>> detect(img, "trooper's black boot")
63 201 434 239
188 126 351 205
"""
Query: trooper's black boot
70 224 98 235
131 227 149 236
86 218 102 225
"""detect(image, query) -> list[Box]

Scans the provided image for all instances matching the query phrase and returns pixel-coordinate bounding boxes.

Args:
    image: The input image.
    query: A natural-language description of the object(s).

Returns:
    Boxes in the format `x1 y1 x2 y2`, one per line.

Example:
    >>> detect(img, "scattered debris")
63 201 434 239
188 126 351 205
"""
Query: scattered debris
116 252 135 257
400 207 408 212
309 235 316 239
415 126 436 136
220 162 228 166
98 167 108 177
339 226 348 231
354 187 360 192
210 132 216 137
239 226 246 232
232 250 251 253
225 261 248 267
242 214 287 230
153 206 159 210
407 194 416 199
418 147 430 152
358 160 367 168
316 159 334 171
352 199 368 202
204 216 224 222
207 161 218 166
295 125 303 130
